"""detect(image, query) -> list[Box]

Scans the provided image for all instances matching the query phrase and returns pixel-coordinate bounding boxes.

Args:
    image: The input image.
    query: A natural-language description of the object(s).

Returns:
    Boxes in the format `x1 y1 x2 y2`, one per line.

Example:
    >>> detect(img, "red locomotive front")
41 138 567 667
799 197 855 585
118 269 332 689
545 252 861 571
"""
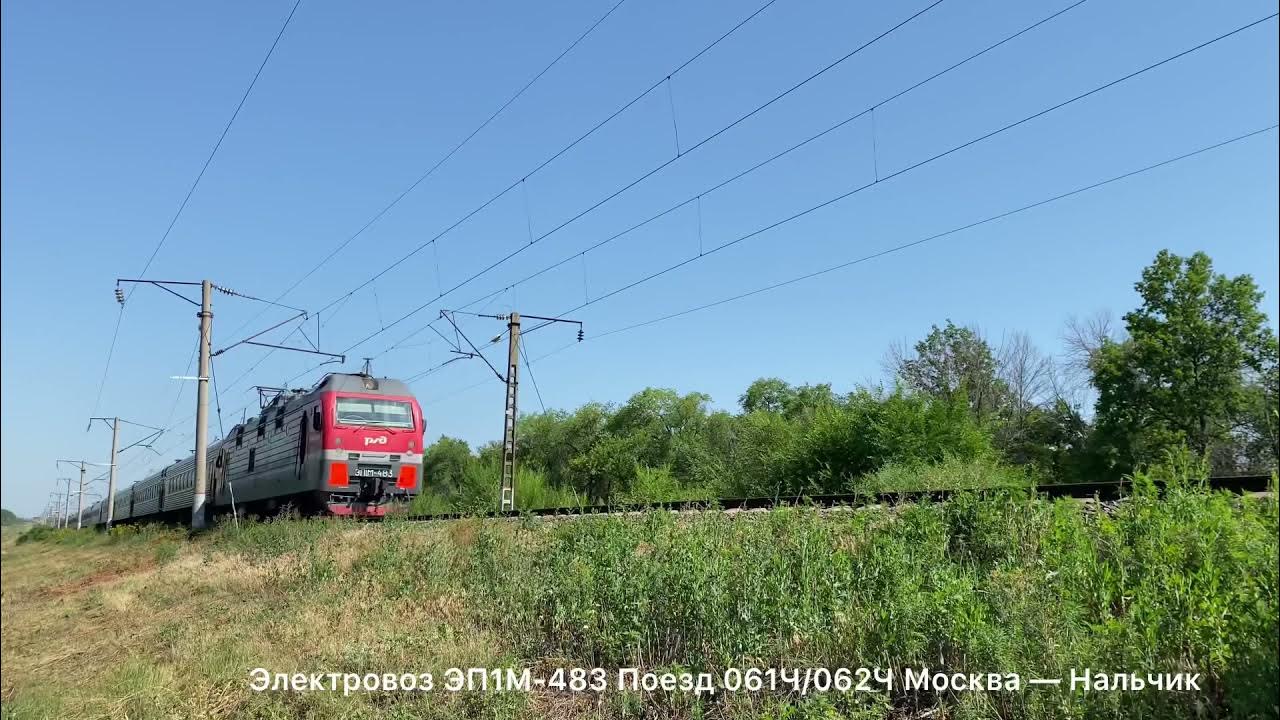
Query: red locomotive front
318 387 424 517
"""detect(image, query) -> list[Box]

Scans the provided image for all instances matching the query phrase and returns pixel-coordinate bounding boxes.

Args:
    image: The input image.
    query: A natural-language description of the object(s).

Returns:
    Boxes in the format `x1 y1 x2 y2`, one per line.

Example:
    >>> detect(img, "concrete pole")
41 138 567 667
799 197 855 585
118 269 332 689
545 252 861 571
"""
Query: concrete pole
106 417 120 528
76 462 86 529
191 280 212 529
499 312 520 512
62 478 72 528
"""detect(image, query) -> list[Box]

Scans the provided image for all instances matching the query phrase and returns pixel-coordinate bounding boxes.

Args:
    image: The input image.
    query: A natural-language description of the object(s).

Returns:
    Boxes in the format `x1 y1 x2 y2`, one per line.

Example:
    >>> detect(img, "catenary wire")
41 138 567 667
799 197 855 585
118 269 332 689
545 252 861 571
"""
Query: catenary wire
214 0 789 391
520 335 547 413
421 123 1279 405
118 8 1277 477
274 0 955 384
116 8 1272 455
220 0 635 345
553 13 1280 316
308 0 791 319
209 0 778 386
89 0 304 418
589 125 1280 340
395 3 1258 387
417 0 1095 329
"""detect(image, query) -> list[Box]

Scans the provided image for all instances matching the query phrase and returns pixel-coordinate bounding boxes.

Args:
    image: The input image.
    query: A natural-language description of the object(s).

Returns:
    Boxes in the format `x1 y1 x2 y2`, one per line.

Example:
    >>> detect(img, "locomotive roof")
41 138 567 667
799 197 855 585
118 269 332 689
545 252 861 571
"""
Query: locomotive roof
314 373 413 396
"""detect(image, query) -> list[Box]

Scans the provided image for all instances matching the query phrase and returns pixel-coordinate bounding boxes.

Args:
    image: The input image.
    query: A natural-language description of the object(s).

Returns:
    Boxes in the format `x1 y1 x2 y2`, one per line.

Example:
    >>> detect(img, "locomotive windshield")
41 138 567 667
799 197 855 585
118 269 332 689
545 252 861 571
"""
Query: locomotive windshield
335 397 415 428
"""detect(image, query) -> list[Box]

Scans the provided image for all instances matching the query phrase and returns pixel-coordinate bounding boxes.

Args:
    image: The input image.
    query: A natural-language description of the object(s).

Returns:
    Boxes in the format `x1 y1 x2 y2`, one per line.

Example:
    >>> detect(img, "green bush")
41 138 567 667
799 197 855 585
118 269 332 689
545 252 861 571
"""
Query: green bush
719 410 799 497
860 455 1036 494
413 464 583 514
618 465 714 504
210 516 345 559
781 389 994 494
407 490 453 516
450 489 1277 718
17 525 100 546
16 525 59 544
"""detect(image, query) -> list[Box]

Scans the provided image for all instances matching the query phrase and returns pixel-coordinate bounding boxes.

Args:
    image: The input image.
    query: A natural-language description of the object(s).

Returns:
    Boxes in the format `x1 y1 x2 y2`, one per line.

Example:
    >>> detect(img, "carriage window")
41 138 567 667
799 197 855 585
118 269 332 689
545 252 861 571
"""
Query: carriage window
236 427 244 447
275 409 284 430
248 448 256 472
311 406 322 432
257 417 266 439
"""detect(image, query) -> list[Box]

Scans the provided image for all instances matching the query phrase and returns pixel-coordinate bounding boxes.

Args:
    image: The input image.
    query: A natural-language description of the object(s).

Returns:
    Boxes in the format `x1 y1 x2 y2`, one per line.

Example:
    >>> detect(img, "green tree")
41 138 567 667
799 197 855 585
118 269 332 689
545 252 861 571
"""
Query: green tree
739 378 793 414
606 388 712 471
739 377 837 421
1236 358 1279 471
720 410 798 496
516 409 570 478
788 383 838 421
1091 250 1278 473
422 436 473 496
1013 399 1107 482
569 434 643 503
893 320 1006 423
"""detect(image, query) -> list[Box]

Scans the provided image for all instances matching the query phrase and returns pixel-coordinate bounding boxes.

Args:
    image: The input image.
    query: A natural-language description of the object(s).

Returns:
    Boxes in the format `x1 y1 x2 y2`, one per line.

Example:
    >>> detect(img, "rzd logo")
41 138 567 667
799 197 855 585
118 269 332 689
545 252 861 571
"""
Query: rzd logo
363 436 388 447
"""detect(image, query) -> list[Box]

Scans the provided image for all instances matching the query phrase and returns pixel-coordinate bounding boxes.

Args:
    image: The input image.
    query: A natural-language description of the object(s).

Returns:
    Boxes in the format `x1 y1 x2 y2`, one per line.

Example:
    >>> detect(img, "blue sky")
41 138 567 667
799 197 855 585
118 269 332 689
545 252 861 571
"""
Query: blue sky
2 0 1277 517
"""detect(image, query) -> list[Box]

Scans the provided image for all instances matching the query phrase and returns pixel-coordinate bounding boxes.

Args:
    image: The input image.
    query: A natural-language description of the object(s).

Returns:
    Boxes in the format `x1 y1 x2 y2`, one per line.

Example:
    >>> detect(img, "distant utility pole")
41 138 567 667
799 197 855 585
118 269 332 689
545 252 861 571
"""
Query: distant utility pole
47 493 61 528
439 309 582 512
60 478 72 528
77 465 85 528
69 462 85 529
57 459 110 529
88 416 163 528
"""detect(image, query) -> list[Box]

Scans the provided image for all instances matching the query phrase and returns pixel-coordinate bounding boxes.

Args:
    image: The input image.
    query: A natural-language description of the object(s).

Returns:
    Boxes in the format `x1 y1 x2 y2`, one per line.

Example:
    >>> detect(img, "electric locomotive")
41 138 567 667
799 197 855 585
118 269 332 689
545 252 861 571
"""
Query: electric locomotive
82 373 424 526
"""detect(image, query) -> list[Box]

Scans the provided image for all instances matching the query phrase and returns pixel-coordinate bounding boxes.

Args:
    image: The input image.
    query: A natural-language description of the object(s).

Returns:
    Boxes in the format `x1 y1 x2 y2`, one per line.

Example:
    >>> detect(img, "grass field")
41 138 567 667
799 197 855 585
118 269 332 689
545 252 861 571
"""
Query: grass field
1 487 1276 719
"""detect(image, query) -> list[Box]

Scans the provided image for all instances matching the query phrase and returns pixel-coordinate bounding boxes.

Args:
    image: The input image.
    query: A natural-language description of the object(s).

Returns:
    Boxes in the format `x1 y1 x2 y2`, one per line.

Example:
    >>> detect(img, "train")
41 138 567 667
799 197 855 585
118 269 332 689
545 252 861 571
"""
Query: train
81 373 425 527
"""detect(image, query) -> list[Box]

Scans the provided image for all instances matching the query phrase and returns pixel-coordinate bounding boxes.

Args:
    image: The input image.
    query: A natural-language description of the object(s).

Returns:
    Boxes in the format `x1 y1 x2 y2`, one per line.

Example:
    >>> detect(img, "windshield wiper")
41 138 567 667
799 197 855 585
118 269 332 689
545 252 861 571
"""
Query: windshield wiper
363 420 411 431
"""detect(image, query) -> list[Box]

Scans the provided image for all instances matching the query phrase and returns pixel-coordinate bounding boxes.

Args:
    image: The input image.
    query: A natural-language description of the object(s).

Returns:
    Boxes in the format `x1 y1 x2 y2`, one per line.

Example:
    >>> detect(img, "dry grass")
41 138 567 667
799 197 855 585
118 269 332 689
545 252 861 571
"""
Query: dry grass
0 525 516 720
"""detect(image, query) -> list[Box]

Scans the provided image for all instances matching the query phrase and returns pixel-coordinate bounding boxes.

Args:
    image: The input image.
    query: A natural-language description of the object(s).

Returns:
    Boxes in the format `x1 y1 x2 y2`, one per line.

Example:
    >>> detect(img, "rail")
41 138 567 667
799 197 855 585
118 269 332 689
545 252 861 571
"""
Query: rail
399 474 1274 522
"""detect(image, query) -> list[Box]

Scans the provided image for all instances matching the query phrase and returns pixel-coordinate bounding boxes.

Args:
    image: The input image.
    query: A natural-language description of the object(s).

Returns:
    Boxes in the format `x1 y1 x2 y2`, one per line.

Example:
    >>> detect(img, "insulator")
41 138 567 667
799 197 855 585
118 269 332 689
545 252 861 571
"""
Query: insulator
577 328 584 342
114 287 126 304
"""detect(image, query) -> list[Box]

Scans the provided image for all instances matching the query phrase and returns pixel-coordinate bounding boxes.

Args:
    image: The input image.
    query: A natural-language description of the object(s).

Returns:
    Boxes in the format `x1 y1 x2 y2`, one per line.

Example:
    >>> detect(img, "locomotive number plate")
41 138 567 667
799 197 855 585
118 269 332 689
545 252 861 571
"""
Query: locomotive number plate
353 465 394 478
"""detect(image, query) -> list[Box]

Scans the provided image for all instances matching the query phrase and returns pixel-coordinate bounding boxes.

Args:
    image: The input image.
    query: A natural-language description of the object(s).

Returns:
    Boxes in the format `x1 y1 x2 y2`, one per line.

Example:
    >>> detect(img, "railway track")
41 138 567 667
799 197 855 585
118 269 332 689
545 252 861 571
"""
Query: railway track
399 474 1274 522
